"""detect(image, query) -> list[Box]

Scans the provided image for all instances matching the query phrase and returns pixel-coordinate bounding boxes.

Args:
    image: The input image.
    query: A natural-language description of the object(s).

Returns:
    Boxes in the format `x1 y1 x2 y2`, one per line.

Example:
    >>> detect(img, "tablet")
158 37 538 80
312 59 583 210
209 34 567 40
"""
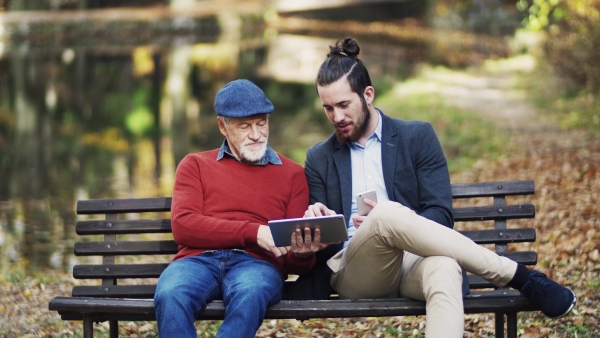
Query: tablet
268 214 348 247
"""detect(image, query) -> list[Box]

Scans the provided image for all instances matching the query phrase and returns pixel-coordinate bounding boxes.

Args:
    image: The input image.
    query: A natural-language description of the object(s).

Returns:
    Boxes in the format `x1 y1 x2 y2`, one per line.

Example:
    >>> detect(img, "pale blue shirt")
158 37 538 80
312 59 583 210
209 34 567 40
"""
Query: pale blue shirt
346 110 390 244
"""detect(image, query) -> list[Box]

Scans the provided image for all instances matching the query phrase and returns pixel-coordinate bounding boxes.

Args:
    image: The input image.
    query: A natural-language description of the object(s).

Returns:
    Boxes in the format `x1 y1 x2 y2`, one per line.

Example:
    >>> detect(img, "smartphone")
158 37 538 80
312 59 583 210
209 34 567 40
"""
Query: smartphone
356 190 377 216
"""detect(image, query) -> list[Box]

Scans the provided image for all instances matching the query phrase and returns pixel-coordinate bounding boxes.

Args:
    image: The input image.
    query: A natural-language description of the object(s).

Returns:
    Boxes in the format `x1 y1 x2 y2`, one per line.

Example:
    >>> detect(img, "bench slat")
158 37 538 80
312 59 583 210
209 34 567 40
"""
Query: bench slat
71 250 535 287
453 204 534 221
74 206 534 236
466 275 526 289
73 285 157 298
499 251 537 265
460 228 535 244
467 275 490 289
74 181 534 215
72 229 536 257
71 250 536 284
74 264 169 279
465 275 539 289
77 198 172 215
72 262 537 298
77 220 172 235
70 277 531 299
74 240 178 256
72 252 536 296
451 180 534 198
73 251 537 290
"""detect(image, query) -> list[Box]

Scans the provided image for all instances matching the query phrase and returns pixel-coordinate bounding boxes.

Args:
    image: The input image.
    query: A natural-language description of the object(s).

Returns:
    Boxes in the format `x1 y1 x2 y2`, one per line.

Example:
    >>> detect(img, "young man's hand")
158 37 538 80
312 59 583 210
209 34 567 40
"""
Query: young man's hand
352 197 378 228
304 202 337 217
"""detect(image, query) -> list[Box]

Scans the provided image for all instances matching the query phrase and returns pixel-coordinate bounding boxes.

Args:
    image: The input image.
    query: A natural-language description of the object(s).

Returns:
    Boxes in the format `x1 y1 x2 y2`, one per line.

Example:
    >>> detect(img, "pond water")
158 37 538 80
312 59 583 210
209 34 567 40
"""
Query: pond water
0 5 519 273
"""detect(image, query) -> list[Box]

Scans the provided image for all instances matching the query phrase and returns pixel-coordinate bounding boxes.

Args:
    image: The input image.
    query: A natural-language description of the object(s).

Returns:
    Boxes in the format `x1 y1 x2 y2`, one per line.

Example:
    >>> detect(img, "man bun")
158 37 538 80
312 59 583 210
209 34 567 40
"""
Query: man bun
317 37 371 94
328 38 360 59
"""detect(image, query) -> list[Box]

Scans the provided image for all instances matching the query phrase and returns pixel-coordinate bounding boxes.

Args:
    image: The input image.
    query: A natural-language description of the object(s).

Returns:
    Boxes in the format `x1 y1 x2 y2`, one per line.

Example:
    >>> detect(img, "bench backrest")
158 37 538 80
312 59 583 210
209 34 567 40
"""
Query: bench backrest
72 180 536 299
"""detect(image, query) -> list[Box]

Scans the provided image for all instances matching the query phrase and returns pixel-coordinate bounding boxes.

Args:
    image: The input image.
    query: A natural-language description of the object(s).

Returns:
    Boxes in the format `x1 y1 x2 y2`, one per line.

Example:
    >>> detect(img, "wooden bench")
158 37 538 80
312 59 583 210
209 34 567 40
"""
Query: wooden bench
49 180 541 338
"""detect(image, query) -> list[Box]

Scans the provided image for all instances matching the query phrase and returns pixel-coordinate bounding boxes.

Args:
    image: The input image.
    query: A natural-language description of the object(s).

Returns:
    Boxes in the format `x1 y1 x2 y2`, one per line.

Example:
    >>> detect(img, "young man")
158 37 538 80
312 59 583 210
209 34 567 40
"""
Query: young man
154 79 322 338
302 38 576 337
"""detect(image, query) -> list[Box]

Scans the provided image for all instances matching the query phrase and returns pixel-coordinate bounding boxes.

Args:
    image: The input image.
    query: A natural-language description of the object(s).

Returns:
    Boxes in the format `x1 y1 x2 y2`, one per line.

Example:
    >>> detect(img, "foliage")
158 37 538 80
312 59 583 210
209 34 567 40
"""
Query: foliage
526 63 600 134
517 0 566 32
542 0 600 93
125 89 155 137
518 0 600 133
431 0 526 36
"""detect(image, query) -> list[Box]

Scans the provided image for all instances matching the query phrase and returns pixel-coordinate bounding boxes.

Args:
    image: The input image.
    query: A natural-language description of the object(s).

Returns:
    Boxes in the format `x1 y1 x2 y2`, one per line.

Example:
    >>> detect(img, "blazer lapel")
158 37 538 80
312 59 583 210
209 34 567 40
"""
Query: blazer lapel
333 141 352 220
381 114 398 199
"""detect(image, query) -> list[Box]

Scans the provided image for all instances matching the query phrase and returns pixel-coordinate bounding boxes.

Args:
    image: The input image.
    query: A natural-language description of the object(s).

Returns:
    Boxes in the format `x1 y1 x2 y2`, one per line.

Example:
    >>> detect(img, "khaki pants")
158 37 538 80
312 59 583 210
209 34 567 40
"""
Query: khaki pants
328 201 518 338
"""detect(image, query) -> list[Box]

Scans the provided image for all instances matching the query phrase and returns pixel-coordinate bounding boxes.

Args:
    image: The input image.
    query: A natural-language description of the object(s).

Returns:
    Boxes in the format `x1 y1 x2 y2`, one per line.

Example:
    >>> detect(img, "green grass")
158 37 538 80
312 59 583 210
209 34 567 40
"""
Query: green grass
564 323 591 337
540 91 599 134
522 58 600 135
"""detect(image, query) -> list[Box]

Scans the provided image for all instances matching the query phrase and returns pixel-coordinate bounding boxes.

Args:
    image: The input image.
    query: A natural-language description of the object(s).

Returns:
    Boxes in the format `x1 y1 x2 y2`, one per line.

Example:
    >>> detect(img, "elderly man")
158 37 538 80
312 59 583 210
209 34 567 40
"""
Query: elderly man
154 79 322 338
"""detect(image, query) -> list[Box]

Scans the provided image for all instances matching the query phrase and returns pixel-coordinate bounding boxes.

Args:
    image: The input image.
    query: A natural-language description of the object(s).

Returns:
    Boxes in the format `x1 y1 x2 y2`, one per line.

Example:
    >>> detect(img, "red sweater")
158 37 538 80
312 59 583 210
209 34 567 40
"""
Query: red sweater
171 149 314 276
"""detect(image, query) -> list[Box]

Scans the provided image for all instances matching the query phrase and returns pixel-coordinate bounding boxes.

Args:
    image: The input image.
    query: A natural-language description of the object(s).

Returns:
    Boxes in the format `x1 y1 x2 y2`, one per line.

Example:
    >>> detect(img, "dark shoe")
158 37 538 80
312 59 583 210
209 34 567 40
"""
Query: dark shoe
519 270 577 318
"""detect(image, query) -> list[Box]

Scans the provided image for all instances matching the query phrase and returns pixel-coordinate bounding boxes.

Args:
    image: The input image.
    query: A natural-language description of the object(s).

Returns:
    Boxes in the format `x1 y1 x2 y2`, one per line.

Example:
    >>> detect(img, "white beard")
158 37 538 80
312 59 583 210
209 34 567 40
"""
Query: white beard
239 138 268 163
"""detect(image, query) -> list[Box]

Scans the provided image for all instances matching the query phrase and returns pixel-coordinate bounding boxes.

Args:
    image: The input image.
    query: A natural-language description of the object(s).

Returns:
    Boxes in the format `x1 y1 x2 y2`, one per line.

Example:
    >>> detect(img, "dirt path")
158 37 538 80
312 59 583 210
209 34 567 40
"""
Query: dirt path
419 56 546 129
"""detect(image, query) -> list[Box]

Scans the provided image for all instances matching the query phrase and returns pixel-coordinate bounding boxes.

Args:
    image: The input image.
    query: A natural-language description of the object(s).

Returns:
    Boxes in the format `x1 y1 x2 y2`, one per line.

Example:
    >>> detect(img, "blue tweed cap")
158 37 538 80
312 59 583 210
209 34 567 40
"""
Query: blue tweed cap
214 79 274 118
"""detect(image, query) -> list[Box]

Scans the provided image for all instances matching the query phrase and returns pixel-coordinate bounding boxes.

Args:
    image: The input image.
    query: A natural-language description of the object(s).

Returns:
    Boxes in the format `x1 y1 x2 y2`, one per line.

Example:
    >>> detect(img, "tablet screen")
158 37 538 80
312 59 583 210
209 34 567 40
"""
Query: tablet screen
268 214 348 247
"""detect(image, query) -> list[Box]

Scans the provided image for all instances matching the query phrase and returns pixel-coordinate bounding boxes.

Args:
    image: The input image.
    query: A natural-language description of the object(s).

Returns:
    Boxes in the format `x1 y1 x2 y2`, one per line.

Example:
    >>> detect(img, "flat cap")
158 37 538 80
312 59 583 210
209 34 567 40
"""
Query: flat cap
214 79 274 118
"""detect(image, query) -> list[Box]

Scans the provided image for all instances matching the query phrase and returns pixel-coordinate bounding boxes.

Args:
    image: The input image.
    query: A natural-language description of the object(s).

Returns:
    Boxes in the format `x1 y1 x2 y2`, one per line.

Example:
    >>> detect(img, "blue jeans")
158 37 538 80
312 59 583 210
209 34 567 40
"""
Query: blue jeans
154 250 284 338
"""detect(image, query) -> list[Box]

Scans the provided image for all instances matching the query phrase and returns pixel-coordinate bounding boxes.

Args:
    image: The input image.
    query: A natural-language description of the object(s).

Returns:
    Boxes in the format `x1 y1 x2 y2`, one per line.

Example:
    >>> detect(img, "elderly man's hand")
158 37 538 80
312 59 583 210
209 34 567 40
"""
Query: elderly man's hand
257 225 288 257
290 226 335 258
290 227 320 258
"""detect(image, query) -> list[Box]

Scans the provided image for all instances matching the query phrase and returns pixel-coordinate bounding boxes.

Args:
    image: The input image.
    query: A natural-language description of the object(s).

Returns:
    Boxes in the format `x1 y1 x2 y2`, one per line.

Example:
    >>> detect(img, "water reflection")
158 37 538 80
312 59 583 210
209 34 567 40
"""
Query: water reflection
0 12 332 273
0 6 515 273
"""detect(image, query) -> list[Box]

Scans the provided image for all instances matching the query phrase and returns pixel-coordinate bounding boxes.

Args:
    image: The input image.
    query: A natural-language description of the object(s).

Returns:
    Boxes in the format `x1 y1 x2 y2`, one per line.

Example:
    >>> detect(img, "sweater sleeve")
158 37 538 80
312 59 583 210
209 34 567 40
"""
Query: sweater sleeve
171 155 260 249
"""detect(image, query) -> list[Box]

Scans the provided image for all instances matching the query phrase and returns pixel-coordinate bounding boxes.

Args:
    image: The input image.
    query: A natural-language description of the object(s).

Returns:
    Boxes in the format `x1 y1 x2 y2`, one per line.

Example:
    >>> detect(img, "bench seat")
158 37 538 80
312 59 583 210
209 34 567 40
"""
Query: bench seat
51 289 539 321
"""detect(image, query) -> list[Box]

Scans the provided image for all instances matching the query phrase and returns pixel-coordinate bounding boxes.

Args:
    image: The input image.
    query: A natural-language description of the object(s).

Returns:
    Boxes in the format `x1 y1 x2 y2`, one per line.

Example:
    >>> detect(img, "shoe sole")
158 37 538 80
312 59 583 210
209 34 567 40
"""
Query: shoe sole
549 289 577 319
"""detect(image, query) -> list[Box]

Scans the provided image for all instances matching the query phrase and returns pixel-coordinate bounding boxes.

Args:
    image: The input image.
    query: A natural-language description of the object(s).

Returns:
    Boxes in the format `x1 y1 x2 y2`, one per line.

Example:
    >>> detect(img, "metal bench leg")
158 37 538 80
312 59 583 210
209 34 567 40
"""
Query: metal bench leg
495 312 505 338
83 314 94 338
109 320 118 338
506 312 518 338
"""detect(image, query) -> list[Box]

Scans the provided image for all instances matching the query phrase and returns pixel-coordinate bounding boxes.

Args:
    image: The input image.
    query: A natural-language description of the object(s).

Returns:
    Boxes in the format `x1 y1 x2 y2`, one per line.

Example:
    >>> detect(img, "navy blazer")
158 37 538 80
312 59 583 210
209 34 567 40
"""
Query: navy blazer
305 112 453 227
284 112 464 300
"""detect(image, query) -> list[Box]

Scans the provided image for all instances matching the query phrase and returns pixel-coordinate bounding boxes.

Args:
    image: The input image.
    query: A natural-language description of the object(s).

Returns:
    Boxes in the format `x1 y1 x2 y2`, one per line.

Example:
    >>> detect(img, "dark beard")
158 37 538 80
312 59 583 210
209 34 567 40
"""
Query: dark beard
336 98 371 143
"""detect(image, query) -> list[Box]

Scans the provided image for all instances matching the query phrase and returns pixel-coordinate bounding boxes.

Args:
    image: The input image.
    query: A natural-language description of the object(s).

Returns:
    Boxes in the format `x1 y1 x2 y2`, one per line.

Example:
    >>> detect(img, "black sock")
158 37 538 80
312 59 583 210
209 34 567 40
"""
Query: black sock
508 264 531 290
